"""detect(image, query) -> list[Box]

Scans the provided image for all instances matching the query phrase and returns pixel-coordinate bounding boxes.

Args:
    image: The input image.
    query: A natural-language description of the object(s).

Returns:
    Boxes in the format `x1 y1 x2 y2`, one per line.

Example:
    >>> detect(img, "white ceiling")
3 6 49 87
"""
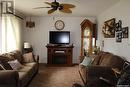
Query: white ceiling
14 0 120 17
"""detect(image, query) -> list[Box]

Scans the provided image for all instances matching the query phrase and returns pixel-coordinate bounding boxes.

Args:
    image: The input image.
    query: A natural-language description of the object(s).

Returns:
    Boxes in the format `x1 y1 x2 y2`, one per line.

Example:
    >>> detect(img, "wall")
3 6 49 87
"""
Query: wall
97 0 130 61
23 16 96 63
0 16 1 53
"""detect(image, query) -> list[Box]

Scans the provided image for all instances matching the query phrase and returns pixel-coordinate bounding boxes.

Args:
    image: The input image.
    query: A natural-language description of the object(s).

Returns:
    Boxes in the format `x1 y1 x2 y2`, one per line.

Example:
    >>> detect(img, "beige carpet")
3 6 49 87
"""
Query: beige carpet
29 64 83 87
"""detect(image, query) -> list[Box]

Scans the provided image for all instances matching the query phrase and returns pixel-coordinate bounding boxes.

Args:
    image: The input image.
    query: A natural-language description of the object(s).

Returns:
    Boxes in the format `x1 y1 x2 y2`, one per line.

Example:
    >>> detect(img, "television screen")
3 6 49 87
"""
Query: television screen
49 31 70 44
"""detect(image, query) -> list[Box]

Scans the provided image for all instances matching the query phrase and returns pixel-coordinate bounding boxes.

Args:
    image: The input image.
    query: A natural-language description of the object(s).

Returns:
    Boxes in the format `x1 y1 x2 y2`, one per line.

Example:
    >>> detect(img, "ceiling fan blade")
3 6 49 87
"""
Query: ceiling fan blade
45 2 52 5
45 2 58 7
60 4 75 8
34 7 51 9
48 9 56 14
59 8 72 13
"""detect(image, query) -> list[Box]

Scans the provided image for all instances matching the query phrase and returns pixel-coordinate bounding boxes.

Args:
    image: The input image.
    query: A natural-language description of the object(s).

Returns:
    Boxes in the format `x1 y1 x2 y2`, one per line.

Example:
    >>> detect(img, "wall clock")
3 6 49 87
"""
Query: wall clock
55 20 65 30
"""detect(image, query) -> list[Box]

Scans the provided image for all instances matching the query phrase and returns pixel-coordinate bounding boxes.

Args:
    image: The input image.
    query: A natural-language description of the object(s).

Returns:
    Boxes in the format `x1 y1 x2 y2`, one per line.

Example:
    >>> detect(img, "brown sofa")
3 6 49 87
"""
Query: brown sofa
0 50 39 87
79 51 126 87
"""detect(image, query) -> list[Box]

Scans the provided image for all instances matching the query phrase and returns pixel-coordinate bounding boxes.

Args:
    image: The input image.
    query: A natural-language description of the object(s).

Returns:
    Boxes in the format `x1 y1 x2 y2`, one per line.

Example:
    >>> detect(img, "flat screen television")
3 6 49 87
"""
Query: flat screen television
49 31 70 44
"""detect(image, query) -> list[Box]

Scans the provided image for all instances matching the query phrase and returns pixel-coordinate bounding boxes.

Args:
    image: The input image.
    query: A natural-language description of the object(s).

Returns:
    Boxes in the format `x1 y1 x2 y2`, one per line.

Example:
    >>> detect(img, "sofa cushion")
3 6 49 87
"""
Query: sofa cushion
19 65 32 72
8 59 23 70
23 52 34 63
20 63 37 73
24 63 38 74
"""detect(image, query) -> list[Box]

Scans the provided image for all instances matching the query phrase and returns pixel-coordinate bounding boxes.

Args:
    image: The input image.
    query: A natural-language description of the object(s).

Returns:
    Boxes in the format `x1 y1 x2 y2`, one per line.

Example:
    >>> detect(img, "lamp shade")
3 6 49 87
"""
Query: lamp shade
24 42 31 48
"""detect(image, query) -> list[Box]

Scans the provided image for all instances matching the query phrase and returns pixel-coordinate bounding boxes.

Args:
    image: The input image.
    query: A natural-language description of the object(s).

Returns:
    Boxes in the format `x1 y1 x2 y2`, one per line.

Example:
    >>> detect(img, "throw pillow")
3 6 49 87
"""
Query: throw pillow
1 61 13 70
8 59 22 70
0 64 5 70
23 52 34 63
80 56 92 67
117 64 130 85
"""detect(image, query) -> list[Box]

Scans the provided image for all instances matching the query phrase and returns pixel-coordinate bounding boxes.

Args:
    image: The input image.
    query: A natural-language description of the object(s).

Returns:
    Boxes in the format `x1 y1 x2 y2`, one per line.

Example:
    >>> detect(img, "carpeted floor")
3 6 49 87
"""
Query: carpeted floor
29 64 83 87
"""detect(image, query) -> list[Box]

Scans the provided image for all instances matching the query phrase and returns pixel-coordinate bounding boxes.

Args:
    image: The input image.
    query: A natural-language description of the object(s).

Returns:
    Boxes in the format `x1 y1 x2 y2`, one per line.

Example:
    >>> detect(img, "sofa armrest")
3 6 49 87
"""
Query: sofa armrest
33 55 39 63
0 70 19 87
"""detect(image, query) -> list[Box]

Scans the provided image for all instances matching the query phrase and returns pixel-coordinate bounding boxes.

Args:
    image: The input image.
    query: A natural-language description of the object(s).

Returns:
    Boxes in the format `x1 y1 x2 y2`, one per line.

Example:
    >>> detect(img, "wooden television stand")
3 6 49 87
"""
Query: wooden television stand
46 44 74 66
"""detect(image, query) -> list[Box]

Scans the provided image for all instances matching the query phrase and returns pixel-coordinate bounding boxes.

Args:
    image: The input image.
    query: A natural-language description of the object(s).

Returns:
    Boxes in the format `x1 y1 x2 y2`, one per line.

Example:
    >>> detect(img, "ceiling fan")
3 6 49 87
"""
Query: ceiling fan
34 0 75 14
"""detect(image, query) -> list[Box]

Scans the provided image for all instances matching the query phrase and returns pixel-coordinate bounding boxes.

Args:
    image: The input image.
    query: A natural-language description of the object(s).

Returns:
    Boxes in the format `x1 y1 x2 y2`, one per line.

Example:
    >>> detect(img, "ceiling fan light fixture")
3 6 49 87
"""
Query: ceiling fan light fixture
51 2 59 10
59 5 63 10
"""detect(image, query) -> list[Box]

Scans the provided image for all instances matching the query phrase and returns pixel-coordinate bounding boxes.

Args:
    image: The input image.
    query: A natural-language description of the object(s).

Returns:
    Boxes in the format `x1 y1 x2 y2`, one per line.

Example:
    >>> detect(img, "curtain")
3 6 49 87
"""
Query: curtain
2 14 22 53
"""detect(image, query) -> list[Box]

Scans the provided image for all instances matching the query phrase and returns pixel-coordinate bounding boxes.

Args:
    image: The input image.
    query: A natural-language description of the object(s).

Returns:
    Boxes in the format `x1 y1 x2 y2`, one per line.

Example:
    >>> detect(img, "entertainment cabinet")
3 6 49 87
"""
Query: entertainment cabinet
46 44 74 66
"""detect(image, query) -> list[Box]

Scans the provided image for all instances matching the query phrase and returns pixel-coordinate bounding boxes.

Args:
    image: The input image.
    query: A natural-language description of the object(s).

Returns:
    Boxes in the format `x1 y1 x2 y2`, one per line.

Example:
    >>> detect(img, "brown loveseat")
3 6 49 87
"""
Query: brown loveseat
79 51 126 87
0 50 39 87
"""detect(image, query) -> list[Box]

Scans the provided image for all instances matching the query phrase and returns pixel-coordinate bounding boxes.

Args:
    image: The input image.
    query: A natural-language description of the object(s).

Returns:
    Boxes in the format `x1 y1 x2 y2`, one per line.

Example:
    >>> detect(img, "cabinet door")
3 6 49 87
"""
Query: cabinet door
80 19 97 61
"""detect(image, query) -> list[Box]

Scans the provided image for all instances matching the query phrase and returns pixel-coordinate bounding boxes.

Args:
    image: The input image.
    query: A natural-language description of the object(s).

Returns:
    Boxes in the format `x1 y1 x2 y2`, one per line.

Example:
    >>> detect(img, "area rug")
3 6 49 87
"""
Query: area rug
29 64 83 87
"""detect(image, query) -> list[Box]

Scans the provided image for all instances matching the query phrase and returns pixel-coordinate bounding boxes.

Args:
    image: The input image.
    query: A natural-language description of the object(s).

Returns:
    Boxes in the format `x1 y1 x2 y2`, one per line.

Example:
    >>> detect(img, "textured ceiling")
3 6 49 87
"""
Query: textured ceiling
14 0 120 17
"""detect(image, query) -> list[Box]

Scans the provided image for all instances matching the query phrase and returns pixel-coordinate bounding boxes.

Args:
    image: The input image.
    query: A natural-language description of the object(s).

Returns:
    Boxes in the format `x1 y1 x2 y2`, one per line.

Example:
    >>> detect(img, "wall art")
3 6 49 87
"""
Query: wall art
102 18 116 38
116 31 122 42
122 27 129 38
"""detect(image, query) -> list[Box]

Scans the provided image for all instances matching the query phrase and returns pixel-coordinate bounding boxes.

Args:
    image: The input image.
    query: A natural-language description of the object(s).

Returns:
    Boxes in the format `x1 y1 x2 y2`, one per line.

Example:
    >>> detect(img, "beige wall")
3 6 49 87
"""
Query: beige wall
97 0 130 61
0 16 1 52
23 16 96 63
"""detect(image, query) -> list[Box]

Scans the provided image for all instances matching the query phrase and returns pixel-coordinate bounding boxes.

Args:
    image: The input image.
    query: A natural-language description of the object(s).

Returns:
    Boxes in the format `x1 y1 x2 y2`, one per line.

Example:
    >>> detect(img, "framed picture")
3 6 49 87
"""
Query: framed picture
115 20 122 31
102 18 116 38
116 31 122 42
122 27 128 38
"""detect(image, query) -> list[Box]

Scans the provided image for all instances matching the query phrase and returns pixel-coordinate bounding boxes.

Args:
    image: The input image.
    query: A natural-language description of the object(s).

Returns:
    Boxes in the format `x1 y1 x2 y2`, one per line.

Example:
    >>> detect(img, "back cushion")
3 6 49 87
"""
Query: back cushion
23 52 35 63
100 55 125 70
92 51 108 65
0 54 15 62
92 52 103 65
99 53 114 66
10 50 23 63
